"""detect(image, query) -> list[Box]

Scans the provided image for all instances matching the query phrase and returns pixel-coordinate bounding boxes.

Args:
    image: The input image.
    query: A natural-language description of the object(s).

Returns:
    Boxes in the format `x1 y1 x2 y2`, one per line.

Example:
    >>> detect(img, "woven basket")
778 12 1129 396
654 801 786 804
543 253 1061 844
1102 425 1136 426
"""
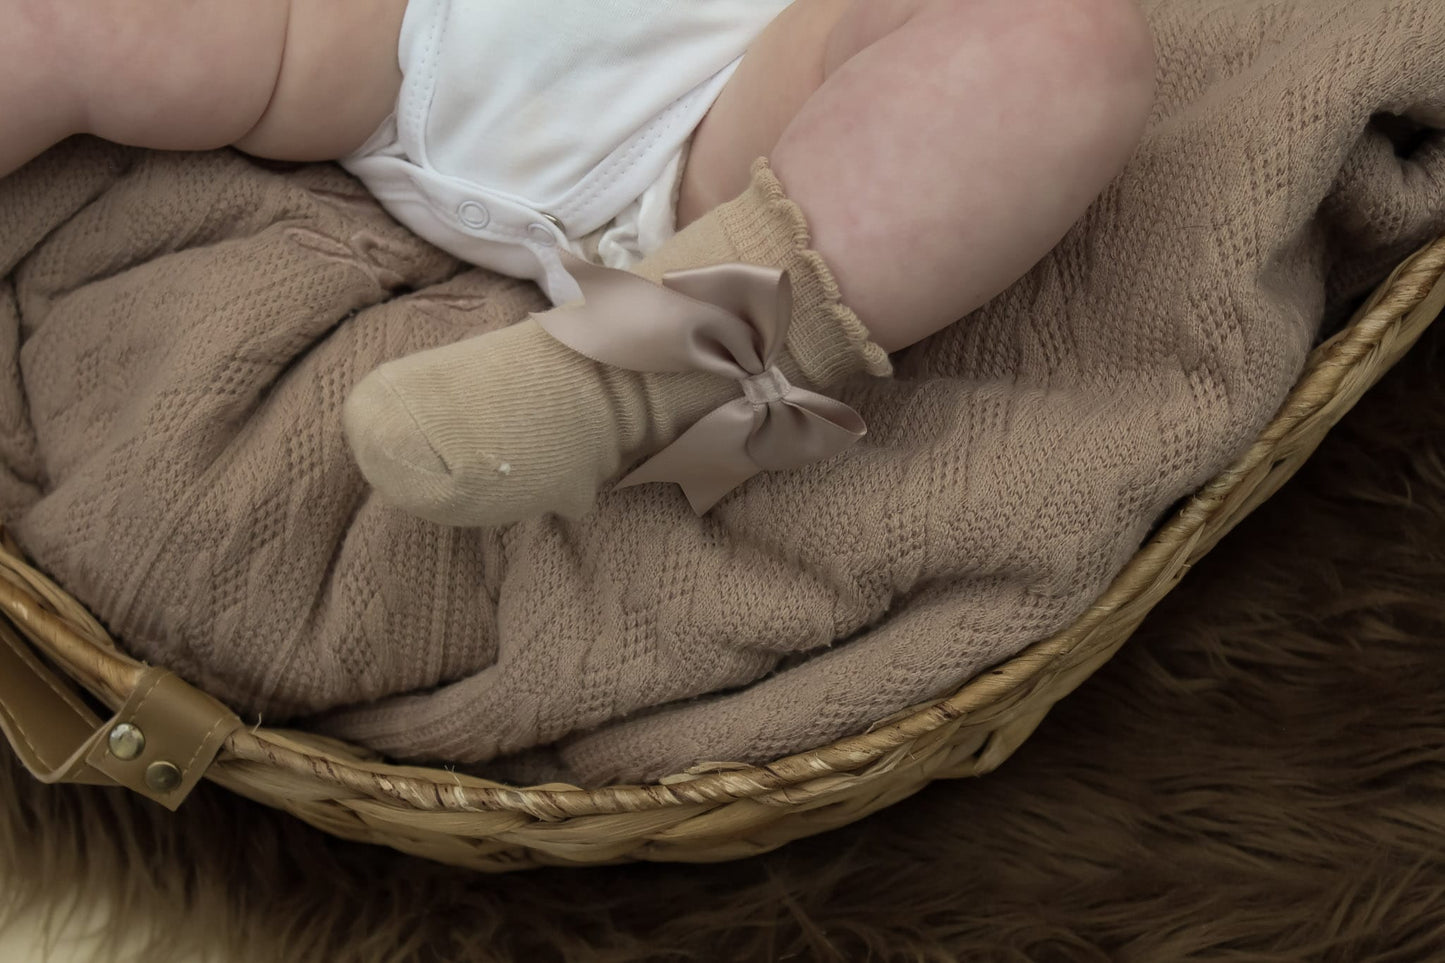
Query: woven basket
1 237 1443 872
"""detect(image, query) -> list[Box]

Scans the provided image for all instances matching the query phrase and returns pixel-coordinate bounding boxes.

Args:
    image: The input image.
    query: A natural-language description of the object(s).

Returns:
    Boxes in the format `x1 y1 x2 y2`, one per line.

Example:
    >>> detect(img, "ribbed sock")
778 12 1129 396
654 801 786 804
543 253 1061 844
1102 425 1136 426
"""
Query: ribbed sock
342 159 891 526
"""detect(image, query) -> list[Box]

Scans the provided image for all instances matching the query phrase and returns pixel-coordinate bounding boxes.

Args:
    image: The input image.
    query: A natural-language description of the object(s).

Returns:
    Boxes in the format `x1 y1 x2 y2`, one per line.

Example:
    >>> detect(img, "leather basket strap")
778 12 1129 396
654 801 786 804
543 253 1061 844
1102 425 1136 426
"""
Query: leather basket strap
0 620 242 810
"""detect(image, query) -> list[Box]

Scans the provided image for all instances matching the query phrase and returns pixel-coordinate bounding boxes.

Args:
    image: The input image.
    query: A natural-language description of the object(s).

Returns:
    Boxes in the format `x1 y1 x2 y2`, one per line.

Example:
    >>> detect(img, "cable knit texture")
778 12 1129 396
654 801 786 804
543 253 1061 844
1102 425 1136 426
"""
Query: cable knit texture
2 0 1444 785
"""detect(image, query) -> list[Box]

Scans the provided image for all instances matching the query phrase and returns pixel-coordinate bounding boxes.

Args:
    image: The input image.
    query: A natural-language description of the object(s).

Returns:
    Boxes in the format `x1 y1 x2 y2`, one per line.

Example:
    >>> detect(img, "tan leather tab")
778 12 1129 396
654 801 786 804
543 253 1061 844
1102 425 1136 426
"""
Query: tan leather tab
0 619 242 809
85 668 244 811
0 620 112 786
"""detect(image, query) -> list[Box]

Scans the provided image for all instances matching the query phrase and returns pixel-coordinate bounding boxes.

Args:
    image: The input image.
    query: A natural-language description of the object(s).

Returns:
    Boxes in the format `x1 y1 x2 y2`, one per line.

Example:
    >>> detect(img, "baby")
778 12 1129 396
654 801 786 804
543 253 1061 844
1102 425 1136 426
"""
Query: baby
4 0 1156 526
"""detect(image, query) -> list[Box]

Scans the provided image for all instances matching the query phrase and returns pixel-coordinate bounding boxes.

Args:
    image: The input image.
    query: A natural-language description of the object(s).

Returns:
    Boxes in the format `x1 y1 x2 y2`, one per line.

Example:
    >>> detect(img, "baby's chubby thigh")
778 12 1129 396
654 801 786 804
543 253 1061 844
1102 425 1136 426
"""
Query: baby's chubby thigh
27 0 408 162
677 0 856 226
235 0 411 161
29 0 290 151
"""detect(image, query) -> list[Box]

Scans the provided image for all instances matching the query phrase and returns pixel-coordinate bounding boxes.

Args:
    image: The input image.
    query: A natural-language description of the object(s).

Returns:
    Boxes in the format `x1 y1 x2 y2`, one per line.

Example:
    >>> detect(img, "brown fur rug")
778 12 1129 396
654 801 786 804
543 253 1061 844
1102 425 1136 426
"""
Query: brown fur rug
4 317 1445 961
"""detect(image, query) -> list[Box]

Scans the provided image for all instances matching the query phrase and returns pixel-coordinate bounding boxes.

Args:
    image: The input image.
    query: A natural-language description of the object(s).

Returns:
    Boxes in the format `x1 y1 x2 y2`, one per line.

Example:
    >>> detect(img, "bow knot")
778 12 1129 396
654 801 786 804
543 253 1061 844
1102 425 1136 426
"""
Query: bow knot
537 252 868 514
740 366 793 407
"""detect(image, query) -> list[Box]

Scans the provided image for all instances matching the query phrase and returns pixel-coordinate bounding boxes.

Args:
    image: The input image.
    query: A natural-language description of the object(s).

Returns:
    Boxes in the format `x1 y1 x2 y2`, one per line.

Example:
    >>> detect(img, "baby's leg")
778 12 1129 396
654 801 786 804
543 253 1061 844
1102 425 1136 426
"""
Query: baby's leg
680 0 1158 350
0 0 406 180
344 0 1158 526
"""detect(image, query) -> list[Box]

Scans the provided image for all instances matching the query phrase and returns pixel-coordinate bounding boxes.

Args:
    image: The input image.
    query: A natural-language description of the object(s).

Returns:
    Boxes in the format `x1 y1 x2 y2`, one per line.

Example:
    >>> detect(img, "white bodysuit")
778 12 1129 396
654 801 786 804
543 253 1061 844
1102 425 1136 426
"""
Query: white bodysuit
342 0 794 304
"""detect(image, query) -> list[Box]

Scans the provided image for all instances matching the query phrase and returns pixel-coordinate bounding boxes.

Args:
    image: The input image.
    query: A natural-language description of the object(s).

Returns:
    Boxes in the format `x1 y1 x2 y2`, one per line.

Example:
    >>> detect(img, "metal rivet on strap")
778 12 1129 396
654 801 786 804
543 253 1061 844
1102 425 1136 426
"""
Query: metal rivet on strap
107 723 145 761
144 761 182 794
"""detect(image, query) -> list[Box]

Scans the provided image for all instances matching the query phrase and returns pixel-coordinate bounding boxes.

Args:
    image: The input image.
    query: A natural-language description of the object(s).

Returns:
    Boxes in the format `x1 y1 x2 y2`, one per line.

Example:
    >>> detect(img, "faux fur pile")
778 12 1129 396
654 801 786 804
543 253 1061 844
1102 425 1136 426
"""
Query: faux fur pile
2 299 1443 961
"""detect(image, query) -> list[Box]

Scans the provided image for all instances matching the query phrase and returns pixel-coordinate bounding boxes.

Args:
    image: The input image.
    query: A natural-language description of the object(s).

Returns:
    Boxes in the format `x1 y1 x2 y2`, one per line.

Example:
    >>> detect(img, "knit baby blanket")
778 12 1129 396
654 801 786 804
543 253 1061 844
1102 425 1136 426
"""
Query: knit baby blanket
1 0 1443 786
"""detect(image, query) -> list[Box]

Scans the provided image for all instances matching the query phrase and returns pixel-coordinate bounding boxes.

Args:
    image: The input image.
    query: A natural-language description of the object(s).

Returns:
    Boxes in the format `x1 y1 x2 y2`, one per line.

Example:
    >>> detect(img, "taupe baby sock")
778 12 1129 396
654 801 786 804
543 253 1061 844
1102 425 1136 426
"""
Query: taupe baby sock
343 159 892 526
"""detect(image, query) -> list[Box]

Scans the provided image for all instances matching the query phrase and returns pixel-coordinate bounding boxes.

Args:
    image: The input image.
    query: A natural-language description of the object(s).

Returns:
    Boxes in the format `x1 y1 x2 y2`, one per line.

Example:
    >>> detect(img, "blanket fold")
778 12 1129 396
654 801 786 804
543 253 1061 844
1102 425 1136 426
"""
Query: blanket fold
2 0 1444 785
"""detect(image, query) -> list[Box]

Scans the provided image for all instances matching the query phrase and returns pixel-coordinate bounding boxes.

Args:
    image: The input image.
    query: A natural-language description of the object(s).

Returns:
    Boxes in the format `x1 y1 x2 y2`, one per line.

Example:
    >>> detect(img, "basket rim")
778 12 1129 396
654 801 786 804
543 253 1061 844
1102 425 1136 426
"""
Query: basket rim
3 235 1444 821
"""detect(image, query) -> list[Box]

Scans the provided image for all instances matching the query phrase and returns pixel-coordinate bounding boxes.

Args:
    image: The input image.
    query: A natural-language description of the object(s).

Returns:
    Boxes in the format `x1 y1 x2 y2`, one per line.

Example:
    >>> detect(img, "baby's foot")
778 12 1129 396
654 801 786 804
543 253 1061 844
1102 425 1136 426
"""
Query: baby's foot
343 160 891 526
343 305 741 525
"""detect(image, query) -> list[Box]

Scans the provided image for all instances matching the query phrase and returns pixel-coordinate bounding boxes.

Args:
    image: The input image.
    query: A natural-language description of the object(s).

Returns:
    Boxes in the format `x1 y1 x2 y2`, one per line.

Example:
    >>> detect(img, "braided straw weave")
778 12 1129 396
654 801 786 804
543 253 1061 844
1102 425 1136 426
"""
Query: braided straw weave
1 237 1443 871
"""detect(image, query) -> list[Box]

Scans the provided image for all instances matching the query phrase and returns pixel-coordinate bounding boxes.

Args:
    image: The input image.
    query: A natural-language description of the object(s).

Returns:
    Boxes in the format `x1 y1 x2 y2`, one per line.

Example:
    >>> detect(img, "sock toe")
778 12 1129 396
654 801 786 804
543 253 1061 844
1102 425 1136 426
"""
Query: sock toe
344 367 450 486
342 331 607 527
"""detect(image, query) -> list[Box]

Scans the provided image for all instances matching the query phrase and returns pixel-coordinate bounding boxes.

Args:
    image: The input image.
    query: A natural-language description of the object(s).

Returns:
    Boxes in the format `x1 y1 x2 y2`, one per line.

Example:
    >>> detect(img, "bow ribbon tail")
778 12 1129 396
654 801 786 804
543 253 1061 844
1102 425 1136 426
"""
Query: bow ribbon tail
745 390 869 471
614 399 763 514
617 390 869 514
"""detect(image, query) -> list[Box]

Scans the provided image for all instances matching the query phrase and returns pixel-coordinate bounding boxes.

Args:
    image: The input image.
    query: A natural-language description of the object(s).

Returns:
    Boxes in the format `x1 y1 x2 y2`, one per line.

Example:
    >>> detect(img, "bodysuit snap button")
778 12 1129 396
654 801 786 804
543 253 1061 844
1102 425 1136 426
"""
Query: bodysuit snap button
527 222 558 246
457 201 490 229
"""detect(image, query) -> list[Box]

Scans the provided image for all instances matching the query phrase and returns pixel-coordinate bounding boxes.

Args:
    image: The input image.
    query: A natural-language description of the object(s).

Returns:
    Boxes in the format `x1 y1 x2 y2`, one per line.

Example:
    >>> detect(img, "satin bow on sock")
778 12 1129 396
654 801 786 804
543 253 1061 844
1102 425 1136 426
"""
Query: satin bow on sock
537 252 868 513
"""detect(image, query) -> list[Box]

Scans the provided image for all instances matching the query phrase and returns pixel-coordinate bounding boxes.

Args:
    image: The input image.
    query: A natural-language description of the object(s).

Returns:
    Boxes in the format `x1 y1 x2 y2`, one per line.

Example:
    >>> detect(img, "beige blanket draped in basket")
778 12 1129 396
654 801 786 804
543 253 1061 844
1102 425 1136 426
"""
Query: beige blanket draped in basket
1 0 1443 786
